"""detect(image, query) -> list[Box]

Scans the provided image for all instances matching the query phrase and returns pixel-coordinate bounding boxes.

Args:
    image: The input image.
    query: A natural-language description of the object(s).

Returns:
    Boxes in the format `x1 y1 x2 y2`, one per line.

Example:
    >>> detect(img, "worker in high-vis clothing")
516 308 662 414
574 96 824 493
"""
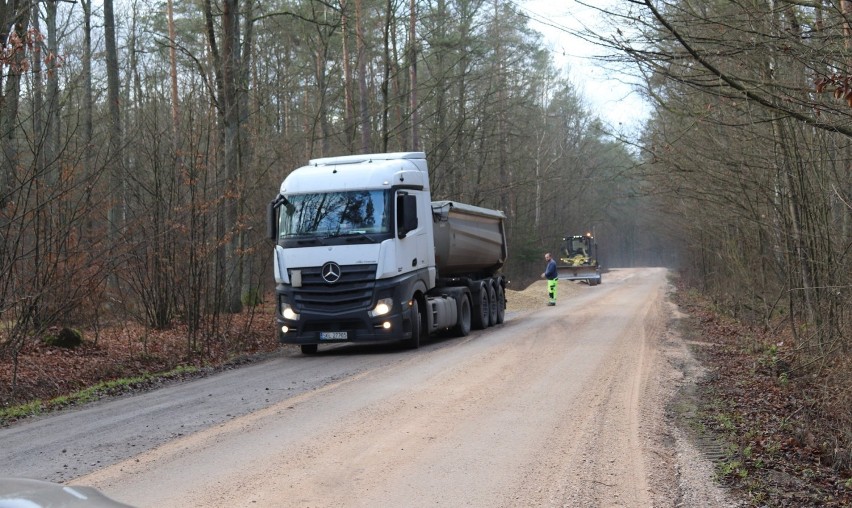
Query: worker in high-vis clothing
541 252 558 306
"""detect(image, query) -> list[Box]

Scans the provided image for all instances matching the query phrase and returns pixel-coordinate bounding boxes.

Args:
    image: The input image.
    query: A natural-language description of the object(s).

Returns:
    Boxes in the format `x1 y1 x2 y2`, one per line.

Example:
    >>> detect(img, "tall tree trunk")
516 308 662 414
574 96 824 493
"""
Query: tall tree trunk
389 6 403 152
45 0 58 183
842 0 852 244
454 4 471 200
104 0 124 248
314 44 330 156
355 0 370 153
167 0 180 142
1 0 32 208
493 0 508 214
340 0 355 152
203 0 238 314
31 1 44 178
409 0 418 151
239 0 255 309
81 0 93 174
221 0 243 313
126 2 142 111
380 0 391 151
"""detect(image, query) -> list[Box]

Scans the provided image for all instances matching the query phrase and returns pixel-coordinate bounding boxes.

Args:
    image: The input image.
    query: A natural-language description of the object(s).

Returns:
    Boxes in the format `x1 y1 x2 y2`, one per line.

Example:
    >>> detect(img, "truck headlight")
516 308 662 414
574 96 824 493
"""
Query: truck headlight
369 298 394 317
281 303 299 321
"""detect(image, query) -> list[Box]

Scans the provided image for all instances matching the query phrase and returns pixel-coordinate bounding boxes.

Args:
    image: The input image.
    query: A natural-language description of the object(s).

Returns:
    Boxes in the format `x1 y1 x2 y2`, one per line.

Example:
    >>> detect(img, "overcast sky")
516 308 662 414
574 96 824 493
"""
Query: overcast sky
520 0 650 133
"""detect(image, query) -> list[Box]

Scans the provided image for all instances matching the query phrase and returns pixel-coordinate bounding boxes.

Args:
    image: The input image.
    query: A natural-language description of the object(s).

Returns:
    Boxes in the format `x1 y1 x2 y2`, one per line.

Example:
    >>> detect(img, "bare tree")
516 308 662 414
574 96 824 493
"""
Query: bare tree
408 0 418 150
103 0 124 251
355 0 370 152
1 0 32 207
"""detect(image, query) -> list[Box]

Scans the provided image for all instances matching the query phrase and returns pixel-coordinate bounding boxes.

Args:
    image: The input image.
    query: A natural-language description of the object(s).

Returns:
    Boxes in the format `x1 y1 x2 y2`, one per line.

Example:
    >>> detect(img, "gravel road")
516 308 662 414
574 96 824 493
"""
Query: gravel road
1 268 740 507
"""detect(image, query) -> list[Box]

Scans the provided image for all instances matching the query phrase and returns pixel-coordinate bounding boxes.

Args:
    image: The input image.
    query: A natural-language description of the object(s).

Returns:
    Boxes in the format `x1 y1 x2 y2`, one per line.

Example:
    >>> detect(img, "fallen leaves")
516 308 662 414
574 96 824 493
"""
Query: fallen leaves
674 280 851 507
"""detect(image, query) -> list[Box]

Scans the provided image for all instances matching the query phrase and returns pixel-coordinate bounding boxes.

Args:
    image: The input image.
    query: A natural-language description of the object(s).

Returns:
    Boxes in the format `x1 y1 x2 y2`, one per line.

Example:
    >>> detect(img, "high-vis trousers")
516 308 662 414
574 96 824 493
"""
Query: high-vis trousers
547 279 558 304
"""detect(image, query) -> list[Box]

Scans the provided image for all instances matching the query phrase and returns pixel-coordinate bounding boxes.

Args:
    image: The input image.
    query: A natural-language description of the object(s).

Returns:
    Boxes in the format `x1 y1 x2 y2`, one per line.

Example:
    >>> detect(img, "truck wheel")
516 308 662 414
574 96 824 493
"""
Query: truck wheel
471 283 490 330
301 344 318 355
403 299 422 349
495 282 505 324
453 294 471 337
487 282 498 326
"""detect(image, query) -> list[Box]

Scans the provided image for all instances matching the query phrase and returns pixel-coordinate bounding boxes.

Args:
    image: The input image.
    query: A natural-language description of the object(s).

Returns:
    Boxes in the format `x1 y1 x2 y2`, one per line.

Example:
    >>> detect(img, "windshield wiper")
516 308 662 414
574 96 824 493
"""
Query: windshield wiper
296 238 321 245
280 234 322 245
343 232 373 243
322 231 374 243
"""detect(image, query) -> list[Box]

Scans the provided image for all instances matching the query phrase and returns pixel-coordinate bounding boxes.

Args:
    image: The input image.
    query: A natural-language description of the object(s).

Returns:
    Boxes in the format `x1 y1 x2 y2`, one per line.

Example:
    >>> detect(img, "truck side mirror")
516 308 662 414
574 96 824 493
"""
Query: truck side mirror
267 199 279 241
397 194 418 239
268 195 296 241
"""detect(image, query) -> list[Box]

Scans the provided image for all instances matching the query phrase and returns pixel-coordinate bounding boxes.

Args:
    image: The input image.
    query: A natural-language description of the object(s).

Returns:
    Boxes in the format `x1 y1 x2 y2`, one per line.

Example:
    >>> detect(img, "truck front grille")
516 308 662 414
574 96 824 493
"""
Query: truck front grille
291 264 377 312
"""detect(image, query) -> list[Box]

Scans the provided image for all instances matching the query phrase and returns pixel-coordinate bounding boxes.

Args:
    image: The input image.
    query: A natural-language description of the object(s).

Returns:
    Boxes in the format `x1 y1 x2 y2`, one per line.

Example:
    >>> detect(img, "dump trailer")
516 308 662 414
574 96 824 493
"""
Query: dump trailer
557 233 602 286
267 152 508 354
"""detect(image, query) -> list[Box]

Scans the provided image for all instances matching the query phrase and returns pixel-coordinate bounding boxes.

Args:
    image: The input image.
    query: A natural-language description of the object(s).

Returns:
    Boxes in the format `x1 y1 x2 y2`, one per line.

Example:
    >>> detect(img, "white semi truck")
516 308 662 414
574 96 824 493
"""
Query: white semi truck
267 152 508 354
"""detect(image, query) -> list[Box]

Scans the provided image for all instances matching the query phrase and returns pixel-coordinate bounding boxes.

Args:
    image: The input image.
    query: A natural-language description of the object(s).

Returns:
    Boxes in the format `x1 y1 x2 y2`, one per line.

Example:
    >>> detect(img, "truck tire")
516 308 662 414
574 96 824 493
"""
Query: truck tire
495 282 505 324
301 344 318 355
471 283 490 330
453 294 472 337
402 299 422 349
487 282 498 326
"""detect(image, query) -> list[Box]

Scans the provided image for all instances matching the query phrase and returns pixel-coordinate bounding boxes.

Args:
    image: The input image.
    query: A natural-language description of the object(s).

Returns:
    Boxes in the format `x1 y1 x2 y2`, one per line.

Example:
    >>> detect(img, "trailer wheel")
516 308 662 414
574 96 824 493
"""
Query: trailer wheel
495 282 506 324
403 299 422 349
301 344 318 355
487 282 498 326
472 283 490 330
453 294 471 337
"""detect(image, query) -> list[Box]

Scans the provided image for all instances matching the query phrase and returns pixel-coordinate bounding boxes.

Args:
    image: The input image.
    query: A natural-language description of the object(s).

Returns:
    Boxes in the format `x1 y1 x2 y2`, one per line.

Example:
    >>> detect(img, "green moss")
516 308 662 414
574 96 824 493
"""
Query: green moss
43 327 84 348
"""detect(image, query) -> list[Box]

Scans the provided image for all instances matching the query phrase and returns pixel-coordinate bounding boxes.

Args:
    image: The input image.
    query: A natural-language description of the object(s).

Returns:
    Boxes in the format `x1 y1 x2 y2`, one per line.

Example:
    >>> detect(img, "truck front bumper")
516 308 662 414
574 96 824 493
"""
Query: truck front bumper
557 265 600 281
276 305 414 346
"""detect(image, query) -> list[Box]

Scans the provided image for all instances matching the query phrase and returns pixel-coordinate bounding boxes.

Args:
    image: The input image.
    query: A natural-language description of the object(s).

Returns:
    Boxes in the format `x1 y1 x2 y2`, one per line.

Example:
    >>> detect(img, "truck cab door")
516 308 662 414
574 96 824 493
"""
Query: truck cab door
397 194 418 239
396 192 428 274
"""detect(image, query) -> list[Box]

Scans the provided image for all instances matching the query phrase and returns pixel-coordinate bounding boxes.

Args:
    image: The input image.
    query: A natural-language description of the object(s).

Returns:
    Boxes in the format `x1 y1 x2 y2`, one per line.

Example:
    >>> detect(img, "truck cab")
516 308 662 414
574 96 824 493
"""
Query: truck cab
267 152 436 353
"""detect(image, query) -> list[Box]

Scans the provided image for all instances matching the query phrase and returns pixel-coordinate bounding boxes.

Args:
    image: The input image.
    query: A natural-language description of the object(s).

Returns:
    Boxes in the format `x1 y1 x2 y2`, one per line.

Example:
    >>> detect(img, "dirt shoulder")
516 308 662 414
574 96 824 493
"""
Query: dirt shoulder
668 283 851 507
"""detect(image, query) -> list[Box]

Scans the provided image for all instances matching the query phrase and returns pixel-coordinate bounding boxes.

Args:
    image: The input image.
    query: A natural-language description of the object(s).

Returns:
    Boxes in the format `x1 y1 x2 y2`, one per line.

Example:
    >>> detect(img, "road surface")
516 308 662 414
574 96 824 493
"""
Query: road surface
0 268 738 507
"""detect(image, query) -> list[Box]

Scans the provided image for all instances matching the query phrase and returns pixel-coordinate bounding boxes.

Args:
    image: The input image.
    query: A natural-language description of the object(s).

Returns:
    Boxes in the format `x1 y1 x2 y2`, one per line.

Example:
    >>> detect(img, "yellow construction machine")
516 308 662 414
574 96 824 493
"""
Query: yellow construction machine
557 232 602 286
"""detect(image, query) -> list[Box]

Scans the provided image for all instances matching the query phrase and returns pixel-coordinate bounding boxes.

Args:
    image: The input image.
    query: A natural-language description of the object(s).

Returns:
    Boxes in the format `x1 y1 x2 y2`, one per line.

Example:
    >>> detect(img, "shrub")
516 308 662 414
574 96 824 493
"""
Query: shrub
44 327 84 349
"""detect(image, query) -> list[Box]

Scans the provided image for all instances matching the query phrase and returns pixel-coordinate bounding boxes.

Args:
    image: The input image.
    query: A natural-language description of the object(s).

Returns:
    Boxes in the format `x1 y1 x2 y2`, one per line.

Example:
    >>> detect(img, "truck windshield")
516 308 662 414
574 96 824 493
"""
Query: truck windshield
278 190 391 239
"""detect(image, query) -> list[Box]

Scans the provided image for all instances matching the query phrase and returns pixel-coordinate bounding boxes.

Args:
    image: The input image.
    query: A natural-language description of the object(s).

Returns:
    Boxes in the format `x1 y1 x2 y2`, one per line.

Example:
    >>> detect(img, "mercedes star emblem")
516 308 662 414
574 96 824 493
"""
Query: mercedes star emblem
321 262 342 284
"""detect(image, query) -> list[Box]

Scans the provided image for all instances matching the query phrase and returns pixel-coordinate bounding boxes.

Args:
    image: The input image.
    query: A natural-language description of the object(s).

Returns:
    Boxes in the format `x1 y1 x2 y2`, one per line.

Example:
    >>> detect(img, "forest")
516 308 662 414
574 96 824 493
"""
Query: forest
0 0 645 353
605 0 852 481
0 0 850 494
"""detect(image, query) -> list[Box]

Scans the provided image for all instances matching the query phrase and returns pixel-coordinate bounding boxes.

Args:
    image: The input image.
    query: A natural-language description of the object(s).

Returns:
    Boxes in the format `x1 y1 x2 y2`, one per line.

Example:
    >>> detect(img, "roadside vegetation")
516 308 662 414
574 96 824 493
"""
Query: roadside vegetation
589 4 852 505
673 278 851 507
0 310 278 424
0 365 200 423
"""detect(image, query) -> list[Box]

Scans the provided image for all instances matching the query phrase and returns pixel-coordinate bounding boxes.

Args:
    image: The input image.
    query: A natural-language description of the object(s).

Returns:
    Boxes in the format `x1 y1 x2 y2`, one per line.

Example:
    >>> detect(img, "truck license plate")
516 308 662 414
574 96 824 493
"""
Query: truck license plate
320 331 348 340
